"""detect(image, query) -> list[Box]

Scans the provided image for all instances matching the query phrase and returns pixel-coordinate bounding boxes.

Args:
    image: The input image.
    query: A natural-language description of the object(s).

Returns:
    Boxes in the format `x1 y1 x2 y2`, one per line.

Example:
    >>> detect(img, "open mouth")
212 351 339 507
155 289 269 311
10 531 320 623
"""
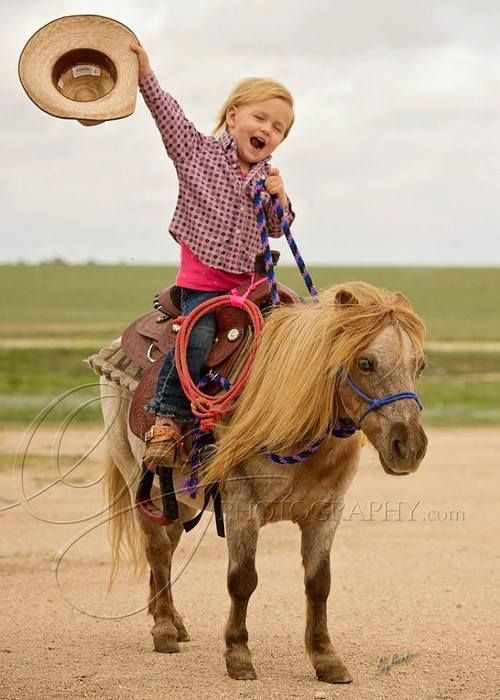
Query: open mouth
250 136 265 151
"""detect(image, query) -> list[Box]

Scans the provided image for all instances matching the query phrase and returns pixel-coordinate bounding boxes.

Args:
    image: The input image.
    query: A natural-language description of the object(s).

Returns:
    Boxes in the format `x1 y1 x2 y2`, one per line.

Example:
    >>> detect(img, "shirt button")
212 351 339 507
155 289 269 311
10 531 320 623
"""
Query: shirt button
235 228 240 234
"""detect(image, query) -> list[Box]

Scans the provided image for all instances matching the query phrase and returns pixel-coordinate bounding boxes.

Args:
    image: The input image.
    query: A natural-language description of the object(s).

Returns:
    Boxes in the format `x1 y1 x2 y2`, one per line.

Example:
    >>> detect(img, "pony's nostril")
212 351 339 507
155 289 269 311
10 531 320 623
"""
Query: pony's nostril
392 439 410 461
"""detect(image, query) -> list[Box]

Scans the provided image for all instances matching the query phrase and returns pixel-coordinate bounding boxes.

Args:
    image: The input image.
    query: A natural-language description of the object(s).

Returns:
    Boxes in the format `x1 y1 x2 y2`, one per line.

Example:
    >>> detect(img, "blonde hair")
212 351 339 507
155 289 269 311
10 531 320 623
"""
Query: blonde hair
203 282 425 484
213 77 295 138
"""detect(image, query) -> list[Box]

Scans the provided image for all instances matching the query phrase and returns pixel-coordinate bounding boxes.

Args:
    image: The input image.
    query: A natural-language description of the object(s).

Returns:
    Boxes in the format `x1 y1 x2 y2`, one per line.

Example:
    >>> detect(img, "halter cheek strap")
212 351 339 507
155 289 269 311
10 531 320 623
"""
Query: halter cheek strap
346 374 423 427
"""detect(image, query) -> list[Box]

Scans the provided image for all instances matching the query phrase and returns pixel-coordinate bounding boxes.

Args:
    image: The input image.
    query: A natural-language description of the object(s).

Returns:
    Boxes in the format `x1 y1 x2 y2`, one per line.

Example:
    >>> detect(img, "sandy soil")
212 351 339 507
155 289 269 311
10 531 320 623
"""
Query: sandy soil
0 426 499 700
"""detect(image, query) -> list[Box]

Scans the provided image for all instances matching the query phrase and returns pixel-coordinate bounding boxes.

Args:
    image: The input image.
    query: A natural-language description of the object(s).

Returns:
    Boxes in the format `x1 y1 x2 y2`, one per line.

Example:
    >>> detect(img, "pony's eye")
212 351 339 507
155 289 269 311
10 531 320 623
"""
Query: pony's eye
358 358 375 372
417 359 427 376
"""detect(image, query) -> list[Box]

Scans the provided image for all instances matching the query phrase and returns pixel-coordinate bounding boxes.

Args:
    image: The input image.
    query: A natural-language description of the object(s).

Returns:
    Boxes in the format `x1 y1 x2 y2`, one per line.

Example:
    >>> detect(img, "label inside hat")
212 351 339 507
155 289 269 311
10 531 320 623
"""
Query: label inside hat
72 65 102 79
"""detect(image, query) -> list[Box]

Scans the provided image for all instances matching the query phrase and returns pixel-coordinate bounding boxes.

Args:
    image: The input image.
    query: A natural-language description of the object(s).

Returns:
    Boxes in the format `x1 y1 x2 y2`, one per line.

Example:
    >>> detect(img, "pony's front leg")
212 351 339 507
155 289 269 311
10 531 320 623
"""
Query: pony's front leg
224 507 260 680
300 519 352 684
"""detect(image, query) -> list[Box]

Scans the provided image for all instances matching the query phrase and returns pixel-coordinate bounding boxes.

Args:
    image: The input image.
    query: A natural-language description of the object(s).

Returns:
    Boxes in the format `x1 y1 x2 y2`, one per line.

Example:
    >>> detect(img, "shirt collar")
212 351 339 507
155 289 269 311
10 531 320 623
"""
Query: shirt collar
217 130 272 176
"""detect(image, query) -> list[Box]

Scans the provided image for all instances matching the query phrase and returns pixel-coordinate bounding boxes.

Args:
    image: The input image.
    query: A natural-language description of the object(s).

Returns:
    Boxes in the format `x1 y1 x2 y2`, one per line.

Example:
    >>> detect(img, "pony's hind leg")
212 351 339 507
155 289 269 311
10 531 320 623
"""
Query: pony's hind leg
300 520 352 684
142 520 179 652
141 504 195 653
146 517 191 644
224 508 260 680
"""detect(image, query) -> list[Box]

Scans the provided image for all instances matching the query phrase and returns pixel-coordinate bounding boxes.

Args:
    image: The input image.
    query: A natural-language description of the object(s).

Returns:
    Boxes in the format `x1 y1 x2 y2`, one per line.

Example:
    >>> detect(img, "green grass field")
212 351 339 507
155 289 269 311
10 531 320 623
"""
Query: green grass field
0 264 499 427
1 263 499 341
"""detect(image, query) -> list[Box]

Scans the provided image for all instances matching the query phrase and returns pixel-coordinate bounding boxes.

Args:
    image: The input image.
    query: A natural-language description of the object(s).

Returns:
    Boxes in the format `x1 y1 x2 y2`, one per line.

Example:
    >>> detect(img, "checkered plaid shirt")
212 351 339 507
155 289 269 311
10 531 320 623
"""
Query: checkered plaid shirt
139 72 294 273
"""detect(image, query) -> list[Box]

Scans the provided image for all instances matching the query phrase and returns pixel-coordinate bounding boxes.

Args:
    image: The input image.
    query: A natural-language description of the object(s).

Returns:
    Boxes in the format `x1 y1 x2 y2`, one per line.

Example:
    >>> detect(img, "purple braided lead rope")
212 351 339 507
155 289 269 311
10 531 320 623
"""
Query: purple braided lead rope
266 435 325 464
265 419 358 464
251 180 280 306
187 179 321 492
251 176 325 462
197 370 232 392
271 196 319 298
184 422 204 497
252 178 319 303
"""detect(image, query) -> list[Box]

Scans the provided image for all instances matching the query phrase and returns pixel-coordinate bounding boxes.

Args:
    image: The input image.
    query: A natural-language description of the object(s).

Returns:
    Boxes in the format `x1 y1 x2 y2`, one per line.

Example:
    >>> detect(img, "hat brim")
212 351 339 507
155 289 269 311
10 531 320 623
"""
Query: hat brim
19 14 139 122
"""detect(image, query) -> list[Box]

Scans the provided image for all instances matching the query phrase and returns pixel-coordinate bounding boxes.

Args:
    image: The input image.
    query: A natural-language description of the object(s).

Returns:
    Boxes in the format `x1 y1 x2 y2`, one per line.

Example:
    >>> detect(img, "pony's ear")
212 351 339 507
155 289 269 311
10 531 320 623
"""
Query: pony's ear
394 291 411 309
334 288 359 306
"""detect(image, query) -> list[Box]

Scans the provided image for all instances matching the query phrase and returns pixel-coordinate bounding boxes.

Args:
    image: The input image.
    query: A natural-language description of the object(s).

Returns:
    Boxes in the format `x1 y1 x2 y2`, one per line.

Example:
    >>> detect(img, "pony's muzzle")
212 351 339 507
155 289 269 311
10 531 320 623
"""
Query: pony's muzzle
388 422 428 473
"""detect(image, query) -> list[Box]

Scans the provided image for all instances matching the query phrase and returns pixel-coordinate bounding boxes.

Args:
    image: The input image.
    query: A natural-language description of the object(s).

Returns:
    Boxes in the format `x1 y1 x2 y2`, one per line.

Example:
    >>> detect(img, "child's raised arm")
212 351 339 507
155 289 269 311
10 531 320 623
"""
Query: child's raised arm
130 43 201 164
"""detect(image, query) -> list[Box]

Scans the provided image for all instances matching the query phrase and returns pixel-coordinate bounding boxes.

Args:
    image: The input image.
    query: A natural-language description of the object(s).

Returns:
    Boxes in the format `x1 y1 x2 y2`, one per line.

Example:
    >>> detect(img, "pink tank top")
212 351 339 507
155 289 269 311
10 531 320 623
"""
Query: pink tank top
175 243 253 291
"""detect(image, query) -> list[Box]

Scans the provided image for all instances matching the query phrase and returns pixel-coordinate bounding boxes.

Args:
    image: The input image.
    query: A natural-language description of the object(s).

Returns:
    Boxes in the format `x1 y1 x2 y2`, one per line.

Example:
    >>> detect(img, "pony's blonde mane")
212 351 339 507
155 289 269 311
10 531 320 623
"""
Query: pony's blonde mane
204 281 425 484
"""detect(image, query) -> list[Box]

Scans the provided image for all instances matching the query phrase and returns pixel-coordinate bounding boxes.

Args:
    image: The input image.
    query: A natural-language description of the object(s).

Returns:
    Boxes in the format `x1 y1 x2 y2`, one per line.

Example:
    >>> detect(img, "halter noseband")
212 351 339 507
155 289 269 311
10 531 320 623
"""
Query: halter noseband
345 374 423 428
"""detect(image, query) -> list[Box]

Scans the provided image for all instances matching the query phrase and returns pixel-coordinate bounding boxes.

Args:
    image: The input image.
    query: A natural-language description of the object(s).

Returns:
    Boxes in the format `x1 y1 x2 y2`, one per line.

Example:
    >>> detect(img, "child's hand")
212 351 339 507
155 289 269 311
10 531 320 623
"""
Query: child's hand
265 168 289 208
130 43 152 82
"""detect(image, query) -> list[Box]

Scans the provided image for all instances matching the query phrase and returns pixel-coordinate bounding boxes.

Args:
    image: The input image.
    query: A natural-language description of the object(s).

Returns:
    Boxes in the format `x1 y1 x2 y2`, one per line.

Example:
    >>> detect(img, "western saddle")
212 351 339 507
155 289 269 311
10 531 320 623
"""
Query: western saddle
121 279 301 440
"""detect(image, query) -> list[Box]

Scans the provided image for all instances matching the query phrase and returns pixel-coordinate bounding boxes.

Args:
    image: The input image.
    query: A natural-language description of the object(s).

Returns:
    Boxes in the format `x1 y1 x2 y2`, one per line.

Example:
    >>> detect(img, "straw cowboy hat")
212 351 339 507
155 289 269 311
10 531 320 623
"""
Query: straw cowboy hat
18 14 139 126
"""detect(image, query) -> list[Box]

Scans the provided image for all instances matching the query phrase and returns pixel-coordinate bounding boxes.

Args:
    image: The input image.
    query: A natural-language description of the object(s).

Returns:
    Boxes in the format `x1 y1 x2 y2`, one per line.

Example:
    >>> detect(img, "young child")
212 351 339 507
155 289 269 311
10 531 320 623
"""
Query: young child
130 43 295 470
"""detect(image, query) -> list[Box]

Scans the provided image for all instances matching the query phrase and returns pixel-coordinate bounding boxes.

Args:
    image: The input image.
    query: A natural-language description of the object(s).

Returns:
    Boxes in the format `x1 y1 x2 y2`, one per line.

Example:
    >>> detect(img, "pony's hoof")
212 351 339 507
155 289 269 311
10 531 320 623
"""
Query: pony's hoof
227 665 257 681
226 655 257 681
153 635 180 653
152 623 180 653
316 664 353 684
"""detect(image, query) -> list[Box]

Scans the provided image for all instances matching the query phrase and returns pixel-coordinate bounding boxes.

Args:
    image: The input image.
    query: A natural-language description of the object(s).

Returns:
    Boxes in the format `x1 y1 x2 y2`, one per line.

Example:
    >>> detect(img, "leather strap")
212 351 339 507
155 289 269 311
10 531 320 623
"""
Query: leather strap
183 483 225 538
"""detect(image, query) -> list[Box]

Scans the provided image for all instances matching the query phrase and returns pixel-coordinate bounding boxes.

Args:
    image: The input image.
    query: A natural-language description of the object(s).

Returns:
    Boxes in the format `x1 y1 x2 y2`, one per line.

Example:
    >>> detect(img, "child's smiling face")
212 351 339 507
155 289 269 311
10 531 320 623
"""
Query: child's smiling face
226 98 293 171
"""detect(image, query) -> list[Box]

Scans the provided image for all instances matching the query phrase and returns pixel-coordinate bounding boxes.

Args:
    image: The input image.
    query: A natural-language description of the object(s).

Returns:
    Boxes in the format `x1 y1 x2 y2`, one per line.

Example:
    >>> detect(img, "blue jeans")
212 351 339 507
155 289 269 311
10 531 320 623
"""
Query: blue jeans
144 288 225 422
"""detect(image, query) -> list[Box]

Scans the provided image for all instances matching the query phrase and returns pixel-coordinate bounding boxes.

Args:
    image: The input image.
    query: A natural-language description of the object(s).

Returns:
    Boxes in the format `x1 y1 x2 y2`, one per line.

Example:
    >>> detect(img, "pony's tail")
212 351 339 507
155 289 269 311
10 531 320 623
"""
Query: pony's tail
104 449 146 587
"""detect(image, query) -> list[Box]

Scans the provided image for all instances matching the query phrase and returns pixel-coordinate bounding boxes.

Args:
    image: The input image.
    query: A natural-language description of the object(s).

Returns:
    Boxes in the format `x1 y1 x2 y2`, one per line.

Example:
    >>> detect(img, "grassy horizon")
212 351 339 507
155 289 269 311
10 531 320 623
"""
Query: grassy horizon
0 264 498 427
1 263 500 341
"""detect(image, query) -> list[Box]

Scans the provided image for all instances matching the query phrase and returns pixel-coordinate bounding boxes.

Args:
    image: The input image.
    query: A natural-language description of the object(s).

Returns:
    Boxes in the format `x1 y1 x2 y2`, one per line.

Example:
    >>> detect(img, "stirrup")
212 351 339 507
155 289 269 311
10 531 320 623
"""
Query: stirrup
135 462 179 526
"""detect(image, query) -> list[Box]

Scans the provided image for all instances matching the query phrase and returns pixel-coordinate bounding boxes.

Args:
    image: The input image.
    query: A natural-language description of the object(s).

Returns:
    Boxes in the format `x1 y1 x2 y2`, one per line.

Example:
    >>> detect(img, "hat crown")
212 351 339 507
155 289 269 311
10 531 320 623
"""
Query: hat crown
53 48 117 103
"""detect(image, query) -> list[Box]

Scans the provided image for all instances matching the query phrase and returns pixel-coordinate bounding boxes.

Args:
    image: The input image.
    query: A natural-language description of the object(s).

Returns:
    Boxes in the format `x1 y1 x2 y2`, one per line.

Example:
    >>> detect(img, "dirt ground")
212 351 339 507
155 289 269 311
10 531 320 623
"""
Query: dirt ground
0 426 499 700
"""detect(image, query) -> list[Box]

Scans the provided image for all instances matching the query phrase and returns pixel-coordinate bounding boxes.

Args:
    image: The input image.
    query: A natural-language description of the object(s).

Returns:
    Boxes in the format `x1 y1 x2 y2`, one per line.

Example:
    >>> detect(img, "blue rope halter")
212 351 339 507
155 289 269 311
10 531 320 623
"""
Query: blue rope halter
345 374 423 428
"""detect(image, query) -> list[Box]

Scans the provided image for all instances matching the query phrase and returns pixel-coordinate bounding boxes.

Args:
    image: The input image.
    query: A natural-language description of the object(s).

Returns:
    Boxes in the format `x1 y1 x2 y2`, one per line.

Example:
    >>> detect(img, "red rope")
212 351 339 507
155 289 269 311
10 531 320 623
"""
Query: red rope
174 294 265 431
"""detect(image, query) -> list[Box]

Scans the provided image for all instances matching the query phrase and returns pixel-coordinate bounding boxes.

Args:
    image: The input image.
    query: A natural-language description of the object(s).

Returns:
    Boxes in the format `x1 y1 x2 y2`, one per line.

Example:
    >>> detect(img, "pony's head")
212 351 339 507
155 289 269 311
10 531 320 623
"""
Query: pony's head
204 281 427 484
331 284 427 475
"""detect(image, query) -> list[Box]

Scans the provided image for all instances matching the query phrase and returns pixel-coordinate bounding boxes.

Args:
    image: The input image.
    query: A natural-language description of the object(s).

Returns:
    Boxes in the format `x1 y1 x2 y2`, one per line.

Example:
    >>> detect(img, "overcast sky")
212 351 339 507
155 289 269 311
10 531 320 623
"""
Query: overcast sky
1 0 499 266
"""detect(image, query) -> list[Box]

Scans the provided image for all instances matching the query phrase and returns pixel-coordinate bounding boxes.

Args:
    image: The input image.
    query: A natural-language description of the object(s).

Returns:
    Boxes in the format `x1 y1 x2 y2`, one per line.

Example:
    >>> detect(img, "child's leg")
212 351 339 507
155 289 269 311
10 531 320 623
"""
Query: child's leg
143 349 189 429
143 289 223 465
